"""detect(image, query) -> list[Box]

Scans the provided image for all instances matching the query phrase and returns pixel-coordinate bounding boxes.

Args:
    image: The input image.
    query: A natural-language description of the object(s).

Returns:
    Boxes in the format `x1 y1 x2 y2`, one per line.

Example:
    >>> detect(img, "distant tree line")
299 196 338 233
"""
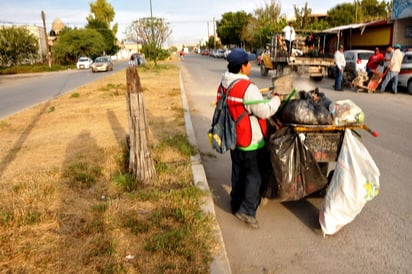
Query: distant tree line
213 0 390 50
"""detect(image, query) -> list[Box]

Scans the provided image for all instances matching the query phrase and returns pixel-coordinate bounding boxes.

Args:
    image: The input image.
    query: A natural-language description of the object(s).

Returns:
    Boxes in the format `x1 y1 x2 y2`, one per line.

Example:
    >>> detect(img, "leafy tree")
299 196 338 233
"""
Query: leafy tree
87 0 118 36
0 26 39 66
251 0 285 48
126 17 172 65
327 3 358 26
359 0 388 21
216 11 253 47
86 0 119 55
294 2 312 30
206 35 215 49
86 19 118 55
52 28 105 65
307 17 330 31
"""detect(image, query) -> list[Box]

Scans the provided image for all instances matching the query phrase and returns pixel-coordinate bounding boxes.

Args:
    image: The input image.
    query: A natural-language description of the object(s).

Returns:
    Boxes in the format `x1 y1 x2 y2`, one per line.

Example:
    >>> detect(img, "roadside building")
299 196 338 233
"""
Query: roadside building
323 0 411 52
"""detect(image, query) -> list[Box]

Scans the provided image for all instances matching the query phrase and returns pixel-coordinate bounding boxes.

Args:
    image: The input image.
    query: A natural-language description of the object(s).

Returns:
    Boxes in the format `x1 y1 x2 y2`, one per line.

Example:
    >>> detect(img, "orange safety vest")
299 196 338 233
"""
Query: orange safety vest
217 79 267 148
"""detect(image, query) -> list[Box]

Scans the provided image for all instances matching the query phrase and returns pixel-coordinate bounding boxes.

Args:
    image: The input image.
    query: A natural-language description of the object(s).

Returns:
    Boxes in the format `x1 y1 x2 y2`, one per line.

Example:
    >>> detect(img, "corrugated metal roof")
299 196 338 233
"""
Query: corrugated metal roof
323 19 391 33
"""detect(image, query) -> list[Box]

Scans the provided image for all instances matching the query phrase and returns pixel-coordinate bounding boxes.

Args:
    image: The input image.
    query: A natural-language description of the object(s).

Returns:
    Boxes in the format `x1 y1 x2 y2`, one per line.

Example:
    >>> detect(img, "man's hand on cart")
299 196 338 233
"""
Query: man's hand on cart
271 92 284 102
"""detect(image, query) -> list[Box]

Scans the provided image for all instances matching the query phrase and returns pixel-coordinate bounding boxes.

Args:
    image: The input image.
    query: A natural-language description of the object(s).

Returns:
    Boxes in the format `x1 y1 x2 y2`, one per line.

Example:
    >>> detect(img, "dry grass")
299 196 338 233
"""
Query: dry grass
0 59 214 273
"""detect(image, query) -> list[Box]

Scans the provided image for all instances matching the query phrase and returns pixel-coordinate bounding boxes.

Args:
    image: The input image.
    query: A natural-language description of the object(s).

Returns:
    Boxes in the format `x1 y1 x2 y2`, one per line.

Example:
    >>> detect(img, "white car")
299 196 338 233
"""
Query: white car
76 57 93 69
398 51 412 93
343 49 374 80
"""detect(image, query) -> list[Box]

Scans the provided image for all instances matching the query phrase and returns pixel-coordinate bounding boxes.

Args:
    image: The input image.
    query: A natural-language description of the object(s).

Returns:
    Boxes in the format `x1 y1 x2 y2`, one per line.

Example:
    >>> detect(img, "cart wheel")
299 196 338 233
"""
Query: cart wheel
327 169 334 184
318 163 329 177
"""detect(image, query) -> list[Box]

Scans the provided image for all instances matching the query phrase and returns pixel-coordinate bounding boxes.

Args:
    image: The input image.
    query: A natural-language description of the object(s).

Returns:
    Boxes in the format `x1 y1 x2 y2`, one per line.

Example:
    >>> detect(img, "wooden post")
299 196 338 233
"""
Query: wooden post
126 66 156 183
41 11 51 68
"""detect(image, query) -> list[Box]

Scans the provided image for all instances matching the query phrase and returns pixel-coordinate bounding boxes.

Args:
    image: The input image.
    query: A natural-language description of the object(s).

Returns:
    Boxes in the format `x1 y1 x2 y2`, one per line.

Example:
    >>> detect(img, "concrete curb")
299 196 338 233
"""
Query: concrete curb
178 66 232 274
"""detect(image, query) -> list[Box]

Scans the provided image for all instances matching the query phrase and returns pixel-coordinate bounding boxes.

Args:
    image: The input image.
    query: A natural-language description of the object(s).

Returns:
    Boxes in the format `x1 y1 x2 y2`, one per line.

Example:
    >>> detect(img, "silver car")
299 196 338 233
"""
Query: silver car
398 51 412 93
343 49 374 80
327 49 374 79
91 56 113 72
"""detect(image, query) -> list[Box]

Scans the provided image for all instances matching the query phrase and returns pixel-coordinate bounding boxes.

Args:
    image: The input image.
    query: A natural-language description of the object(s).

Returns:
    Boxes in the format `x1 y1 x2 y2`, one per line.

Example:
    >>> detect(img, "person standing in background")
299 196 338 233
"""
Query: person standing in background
334 44 346 91
282 21 296 55
383 46 393 71
379 44 404 94
366 47 384 79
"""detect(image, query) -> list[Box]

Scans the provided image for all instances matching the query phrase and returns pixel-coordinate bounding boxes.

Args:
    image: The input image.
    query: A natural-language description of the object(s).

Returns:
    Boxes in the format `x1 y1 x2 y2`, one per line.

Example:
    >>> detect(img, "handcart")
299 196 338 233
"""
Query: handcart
265 122 378 201
288 123 378 177
351 68 388 93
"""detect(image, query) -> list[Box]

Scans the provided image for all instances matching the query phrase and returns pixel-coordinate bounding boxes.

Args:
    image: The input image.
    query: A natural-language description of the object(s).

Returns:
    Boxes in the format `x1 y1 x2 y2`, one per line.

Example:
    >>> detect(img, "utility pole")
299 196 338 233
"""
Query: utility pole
41 11 51 68
213 17 217 49
355 0 358 23
207 21 210 42
149 0 154 41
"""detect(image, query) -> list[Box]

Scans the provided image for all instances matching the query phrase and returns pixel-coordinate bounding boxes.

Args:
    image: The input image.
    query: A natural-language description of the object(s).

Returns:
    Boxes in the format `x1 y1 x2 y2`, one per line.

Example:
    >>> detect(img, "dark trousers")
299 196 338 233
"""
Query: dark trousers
284 40 294 55
230 147 271 217
334 66 343 90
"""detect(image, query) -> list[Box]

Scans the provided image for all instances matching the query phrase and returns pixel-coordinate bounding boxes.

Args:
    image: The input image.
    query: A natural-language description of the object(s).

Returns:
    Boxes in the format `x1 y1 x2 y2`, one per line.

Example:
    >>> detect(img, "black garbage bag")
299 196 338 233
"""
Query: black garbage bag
279 90 332 125
268 127 328 201
281 99 317 124
313 102 333 125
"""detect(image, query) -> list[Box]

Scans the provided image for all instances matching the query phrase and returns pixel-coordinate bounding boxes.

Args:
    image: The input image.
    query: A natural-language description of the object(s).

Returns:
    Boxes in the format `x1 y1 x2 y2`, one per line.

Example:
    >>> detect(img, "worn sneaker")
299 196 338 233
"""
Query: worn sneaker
235 211 260 229
259 197 269 208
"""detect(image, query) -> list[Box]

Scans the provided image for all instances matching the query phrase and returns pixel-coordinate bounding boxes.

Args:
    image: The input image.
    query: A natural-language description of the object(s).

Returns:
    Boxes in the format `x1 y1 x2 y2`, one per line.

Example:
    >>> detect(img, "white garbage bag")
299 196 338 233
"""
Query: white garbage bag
319 129 380 236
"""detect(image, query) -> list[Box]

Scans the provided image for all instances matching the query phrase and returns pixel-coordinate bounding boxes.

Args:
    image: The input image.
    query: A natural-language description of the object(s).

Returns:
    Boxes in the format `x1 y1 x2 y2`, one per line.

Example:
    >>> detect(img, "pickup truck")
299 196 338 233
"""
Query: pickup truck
260 34 335 81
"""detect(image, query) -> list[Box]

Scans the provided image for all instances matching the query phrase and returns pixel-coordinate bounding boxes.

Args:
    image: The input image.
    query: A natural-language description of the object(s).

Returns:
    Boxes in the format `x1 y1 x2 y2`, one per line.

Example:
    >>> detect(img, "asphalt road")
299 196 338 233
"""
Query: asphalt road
0 59 129 119
179 53 412 273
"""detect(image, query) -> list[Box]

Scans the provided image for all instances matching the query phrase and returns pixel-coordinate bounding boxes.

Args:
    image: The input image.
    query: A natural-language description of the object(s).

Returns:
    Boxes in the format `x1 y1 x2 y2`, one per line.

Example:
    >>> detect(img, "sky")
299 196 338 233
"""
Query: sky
1 0 347 46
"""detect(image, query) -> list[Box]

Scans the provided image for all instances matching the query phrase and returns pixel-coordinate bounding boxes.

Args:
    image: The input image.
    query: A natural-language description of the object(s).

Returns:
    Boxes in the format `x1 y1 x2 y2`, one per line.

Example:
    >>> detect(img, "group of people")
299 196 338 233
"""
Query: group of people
334 43 404 93
364 44 404 94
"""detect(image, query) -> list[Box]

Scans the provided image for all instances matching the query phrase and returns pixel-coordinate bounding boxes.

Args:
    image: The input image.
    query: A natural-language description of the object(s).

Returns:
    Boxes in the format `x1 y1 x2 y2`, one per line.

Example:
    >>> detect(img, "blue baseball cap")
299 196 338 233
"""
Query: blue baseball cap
227 48 256 66
393 43 401 49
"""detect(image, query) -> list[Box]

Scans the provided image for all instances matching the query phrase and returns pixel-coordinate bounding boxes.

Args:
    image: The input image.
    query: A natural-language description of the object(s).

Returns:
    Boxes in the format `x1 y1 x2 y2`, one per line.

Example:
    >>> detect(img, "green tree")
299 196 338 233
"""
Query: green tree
307 17 330 31
360 0 388 21
0 26 39 66
216 11 252 47
52 28 106 65
294 2 313 30
86 0 119 55
87 0 118 36
327 3 358 26
86 19 118 55
126 17 172 65
251 0 285 48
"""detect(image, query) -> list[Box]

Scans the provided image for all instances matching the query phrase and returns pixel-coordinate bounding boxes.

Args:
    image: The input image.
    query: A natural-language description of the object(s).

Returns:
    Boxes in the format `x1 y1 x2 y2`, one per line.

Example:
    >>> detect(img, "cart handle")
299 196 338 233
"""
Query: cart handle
291 124 378 137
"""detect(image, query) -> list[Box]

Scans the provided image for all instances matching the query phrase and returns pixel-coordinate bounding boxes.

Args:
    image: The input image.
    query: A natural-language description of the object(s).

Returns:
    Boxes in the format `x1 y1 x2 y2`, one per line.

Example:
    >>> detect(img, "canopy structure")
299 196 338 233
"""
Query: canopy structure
323 20 389 34
323 20 392 49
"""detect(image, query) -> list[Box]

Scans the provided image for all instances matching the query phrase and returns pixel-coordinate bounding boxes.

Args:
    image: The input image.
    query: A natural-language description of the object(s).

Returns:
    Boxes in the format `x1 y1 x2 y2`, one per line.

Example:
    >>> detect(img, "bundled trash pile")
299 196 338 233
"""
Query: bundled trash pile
278 88 365 126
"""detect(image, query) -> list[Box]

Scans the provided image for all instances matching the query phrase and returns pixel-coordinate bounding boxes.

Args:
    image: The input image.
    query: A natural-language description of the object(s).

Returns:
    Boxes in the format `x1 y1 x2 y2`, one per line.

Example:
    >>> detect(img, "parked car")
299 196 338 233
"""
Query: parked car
209 49 218 58
223 49 231 59
343 49 374 80
327 49 374 80
76 57 93 69
201 49 209 56
398 51 412 93
90 56 113 72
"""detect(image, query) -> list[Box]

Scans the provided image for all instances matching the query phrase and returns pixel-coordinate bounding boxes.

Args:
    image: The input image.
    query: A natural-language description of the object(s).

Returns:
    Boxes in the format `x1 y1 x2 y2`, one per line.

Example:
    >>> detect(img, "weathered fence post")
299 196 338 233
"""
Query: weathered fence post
125 66 156 183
